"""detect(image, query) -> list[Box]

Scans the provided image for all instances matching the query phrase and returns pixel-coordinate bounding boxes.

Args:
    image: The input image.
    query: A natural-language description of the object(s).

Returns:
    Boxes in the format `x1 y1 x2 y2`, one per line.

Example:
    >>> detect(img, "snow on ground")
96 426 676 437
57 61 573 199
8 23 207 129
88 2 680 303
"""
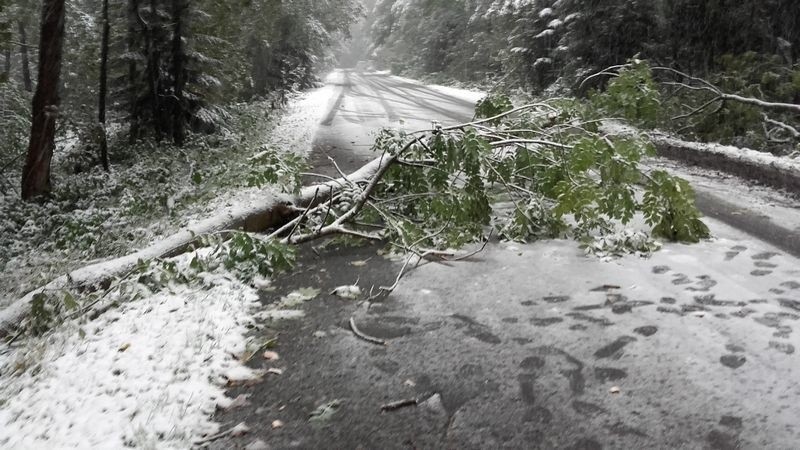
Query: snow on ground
377 72 487 105
186 82 338 222
650 157 800 233
423 82 486 105
602 120 800 174
0 251 261 449
268 81 339 160
0 85 339 448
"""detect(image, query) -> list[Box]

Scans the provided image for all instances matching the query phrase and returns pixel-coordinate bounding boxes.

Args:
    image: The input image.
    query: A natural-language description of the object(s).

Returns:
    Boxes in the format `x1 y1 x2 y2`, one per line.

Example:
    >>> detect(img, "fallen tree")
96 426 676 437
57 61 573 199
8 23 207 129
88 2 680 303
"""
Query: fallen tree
2 80 712 340
0 158 391 338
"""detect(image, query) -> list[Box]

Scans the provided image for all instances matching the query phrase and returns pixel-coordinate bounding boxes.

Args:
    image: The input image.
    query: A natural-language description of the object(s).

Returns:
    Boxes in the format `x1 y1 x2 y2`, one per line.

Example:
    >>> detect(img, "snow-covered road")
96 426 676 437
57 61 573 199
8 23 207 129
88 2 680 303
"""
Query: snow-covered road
209 70 800 449
308 70 479 177
3 69 799 449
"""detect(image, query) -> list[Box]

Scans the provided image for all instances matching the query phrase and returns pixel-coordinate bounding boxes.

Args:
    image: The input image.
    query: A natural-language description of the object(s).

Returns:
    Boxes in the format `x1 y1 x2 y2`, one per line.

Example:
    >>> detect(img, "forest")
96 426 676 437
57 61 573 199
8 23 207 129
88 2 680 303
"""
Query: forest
371 0 800 150
0 0 361 198
0 0 797 337
0 0 798 340
1 1 800 447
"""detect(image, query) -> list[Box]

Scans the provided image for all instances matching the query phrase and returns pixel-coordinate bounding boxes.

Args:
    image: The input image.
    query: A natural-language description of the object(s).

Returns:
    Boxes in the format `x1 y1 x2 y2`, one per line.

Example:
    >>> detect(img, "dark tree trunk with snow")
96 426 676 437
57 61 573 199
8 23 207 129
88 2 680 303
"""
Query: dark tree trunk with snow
169 0 187 146
18 21 32 92
145 0 163 142
2 48 9 81
21 0 66 200
126 0 141 143
98 0 110 171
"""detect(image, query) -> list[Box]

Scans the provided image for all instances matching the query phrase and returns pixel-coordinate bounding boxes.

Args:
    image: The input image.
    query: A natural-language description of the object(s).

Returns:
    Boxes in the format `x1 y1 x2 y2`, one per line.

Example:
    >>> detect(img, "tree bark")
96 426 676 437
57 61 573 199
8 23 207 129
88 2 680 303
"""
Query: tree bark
170 0 186 146
2 48 10 81
145 0 163 141
127 0 141 143
21 0 66 200
98 0 110 171
1 155 390 338
18 21 32 92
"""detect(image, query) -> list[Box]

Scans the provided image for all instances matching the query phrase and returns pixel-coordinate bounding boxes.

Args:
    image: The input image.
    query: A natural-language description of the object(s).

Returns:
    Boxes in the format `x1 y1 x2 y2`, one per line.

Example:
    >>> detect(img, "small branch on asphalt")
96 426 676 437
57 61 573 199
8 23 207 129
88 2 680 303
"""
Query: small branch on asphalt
349 317 386 346
286 188 319 242
378 254 415 295
194 427 233 446
380 398 418 412
450 231 492 262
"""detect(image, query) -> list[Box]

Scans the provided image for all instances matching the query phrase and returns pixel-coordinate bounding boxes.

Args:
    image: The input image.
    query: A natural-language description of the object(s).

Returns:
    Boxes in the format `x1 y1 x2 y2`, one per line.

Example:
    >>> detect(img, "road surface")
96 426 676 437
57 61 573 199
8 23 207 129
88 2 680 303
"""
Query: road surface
212 71 800 449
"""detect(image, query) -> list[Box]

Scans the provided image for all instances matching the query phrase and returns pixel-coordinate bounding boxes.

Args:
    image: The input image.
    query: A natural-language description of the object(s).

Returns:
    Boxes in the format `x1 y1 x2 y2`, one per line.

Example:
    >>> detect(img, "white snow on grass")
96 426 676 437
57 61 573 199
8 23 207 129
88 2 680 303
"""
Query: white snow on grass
0 85 340 449
268 81 339 159
0 252 261 449
602 120 800 175
190 82 338 220
649 157 800 233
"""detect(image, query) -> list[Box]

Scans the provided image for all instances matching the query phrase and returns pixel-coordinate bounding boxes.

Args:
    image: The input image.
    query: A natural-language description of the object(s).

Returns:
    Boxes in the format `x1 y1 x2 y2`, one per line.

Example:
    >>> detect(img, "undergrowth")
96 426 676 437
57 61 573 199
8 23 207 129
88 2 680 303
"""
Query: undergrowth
0 100 301 304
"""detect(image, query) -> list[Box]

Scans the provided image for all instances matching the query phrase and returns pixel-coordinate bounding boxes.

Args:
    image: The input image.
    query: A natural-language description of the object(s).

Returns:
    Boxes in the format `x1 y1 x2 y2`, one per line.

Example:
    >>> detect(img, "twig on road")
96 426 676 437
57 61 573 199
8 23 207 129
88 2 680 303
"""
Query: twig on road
380 398 418 412
349 317 386 346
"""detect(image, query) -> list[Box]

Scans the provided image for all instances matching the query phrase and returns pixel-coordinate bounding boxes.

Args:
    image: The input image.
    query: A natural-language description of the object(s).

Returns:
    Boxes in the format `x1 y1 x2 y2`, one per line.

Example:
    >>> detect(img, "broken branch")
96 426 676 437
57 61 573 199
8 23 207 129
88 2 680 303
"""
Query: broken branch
349 317 386 346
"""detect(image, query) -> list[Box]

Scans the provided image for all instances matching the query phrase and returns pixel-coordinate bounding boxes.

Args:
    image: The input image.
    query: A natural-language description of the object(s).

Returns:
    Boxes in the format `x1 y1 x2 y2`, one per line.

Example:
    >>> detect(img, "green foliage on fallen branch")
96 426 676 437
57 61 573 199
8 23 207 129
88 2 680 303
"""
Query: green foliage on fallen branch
591 60 661 127
247 147 308 193
475 95 514 124
16 231 297 338
285 91 709 257
222 232 296 282
643 171 710 242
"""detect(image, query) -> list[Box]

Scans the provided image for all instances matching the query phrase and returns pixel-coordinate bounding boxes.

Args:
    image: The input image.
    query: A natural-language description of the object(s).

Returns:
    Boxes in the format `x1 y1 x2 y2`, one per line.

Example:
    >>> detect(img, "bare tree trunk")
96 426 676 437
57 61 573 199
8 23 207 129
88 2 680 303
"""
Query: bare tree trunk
21 0 66 200
170 0 186 146
146 0 163 141
18 21 32 92
2 48 10 81
127 0 141 143
98 0 110 171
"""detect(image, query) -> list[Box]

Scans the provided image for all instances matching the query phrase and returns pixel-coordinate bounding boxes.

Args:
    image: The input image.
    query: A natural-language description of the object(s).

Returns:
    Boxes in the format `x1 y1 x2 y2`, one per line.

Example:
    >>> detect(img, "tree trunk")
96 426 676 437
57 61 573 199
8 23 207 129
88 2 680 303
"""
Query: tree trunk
21 0 66 200
18 21 32 92
127 0 141 143
146 0 163 141
98 0 110 171
170 0 186 146
2 48 10 81
1 155 389 337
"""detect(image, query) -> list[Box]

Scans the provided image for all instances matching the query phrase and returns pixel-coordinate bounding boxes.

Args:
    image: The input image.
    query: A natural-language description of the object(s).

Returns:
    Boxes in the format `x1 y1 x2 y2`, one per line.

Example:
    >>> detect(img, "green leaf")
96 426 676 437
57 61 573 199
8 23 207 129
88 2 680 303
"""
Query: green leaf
63 292 78 311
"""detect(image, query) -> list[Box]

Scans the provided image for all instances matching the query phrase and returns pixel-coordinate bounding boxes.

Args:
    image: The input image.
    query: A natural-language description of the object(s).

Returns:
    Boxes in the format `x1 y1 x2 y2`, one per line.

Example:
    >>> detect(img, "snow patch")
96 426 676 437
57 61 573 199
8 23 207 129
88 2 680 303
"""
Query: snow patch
389 74 486 105
0 259 260 448
603 120 800 174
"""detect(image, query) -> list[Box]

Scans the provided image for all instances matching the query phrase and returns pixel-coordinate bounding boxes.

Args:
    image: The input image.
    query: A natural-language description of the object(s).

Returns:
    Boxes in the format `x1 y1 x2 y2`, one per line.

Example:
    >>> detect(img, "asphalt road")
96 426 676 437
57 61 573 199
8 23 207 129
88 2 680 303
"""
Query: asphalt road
211 71 800 450
306 71 477 179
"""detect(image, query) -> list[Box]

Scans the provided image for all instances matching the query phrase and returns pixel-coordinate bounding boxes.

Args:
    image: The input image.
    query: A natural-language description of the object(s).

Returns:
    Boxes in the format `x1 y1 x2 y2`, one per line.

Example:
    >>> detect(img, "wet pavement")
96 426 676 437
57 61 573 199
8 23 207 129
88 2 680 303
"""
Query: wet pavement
209 71 800 449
